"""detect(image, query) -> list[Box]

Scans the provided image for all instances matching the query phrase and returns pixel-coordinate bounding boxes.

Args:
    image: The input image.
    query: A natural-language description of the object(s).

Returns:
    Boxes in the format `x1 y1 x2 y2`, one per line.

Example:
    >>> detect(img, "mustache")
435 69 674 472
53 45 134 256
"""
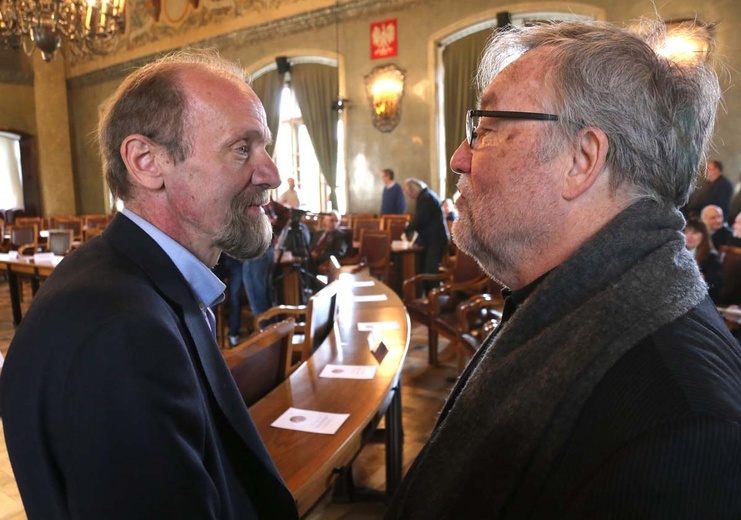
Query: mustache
233 188 270 210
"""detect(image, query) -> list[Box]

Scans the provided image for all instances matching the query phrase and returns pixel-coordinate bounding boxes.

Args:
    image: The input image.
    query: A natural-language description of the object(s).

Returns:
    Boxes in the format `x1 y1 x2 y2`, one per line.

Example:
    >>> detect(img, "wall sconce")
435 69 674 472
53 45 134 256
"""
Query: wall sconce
365 64 406 132
658 20 713 64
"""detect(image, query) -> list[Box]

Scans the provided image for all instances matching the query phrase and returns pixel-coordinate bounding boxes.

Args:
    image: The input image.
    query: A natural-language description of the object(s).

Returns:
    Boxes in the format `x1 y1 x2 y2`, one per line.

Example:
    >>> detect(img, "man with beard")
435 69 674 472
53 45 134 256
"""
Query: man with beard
387 20 741 520
0 51 299 520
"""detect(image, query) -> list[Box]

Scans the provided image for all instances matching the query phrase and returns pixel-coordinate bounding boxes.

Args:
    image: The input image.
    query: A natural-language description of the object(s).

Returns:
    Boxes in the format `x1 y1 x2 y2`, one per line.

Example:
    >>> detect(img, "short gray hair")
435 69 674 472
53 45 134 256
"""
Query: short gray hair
99 49 249 201
404 178 427 196
476 19 721 207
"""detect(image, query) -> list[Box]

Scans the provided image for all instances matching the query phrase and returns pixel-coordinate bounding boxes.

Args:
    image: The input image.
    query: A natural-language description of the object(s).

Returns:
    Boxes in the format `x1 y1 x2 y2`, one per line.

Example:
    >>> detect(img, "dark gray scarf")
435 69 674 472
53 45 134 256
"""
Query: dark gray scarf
387 199 707 519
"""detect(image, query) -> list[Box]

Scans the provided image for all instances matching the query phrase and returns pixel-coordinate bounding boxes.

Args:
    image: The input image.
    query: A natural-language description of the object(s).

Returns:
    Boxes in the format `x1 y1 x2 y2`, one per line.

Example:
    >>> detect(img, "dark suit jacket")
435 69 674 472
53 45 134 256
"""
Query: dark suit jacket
309 228 348 265
0 215 298 520
712 224 734 250
406 187 449 249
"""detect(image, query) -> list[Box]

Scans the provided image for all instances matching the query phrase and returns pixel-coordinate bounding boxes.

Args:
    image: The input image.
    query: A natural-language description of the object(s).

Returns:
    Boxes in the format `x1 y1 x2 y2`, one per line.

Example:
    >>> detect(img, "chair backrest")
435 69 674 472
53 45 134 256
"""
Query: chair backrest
718 246 741 305
48 229 73 255
9 224 38 250
303 281 339 360
359 229 391 265
56 218 83 240
452 249 485 284
381 214 410 231
223 319 295 407
15 217 44 229
386 219 408 241
83 227 104 241
83 214 109 230
352 218 382 242
327 255 342 283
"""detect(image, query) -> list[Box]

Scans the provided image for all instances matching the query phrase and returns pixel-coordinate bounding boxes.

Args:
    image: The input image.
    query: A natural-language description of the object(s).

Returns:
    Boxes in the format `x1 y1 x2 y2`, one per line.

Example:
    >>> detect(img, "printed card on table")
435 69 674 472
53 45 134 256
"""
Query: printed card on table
271 407 349 435
352 294 388 303
320 364 377 379
358 321 400 332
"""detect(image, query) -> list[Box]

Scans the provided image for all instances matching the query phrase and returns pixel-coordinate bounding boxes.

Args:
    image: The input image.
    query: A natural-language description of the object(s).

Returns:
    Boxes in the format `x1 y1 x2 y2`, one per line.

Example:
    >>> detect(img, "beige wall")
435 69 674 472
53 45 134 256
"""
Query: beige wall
0 83 35 135
2 0 740 214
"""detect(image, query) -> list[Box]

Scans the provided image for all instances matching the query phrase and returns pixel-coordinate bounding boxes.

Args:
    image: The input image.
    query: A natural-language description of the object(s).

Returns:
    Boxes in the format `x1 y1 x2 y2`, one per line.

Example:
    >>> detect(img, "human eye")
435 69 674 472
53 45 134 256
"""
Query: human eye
235 142 250 157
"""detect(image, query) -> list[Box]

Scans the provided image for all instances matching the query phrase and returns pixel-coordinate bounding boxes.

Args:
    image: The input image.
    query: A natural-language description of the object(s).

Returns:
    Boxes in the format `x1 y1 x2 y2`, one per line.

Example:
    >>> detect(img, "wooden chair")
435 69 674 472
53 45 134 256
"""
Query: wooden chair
83 227 104 241
381 214 410 230
402 248 493 365
327 255 342 283
455 293 502 371
46 229 74 255
385 218 409 242
348 229 392 284
718 245 741 305
253 281 339 367
15 217 45 230
56 217 83 241
348 213 376 228
351 218 382 243
223 319 295 407
82 214 109 230
7 224 38 255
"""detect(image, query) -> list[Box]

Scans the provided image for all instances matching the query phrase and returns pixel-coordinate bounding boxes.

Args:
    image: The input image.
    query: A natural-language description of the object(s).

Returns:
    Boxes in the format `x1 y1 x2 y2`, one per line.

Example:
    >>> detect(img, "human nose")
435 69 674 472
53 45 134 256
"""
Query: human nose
450 139 471 175
252 149 281 190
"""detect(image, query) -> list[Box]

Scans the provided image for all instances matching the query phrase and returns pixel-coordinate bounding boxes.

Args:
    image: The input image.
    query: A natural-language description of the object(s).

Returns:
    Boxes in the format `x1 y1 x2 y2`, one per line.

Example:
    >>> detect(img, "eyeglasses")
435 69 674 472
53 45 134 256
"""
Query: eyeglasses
466 109 559 148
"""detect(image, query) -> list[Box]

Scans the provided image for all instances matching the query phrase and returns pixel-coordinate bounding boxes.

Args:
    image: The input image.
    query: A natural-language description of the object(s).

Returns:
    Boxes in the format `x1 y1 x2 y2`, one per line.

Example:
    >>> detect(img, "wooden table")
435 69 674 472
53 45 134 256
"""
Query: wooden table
249 272 410 516
0 253 59 327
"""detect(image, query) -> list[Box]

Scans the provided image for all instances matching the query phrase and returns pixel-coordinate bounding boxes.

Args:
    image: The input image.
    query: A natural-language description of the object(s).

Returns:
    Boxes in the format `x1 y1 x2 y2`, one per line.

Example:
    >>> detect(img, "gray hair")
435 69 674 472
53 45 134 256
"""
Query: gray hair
476 19 721 207
404 178 427 196
99 49 249 201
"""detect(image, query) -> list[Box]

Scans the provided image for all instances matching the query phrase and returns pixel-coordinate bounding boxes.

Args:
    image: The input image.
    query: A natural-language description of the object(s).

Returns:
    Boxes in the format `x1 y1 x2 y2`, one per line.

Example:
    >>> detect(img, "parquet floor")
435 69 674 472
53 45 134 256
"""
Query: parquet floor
0 277 457 519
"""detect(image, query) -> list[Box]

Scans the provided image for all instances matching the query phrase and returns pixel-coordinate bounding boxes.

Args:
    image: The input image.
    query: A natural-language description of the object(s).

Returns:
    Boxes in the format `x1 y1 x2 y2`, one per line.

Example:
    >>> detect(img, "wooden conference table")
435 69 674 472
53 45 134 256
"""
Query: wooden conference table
249 271 410 516
0 253 59 327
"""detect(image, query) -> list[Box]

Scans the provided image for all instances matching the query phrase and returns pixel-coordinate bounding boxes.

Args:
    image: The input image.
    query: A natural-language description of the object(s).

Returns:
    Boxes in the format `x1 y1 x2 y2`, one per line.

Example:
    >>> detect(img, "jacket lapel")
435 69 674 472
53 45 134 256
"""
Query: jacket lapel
103 215 287 483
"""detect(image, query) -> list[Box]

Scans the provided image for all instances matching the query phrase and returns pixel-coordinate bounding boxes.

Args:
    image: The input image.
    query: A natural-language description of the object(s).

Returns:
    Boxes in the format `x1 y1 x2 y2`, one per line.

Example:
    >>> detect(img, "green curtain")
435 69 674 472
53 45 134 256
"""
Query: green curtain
290 63 339 211
251 70 284 158
443 29 491 198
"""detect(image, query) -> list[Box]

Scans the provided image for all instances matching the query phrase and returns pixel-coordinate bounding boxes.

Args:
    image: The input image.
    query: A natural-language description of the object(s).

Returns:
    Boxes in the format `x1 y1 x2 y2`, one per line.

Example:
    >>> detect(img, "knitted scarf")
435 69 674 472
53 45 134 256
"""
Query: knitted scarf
387 199 707 519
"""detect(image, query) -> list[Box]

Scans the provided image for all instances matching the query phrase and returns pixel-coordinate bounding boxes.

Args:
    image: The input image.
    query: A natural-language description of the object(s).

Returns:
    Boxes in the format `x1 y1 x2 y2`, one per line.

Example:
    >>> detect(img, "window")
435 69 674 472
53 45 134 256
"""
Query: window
0 132 24 210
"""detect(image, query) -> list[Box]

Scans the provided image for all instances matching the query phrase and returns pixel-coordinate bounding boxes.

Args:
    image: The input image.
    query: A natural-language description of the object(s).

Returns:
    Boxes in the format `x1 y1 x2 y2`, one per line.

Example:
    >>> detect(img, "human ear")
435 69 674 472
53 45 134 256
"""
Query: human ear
562 128 608 201
120 135 165 191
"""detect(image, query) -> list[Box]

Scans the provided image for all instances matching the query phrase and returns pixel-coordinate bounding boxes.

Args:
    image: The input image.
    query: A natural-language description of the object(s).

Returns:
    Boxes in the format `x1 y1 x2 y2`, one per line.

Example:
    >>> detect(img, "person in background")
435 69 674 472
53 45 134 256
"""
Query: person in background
441 198 458 221
684 218 724 302
0 51 298 519
309 210 348 274
684 160 733 218
387 19 741 519
278 176 301 208
403 178 450 289
701 204 733 249
381 168 406 214
212 253 244 347
243 198 290 319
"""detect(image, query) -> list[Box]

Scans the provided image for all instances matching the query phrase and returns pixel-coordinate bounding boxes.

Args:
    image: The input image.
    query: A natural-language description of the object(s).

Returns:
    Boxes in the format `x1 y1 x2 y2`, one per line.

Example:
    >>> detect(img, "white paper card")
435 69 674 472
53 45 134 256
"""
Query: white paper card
350 280 375 287
320 364 377 379
358 321 400 331
353 294 388 303
271 407 349 435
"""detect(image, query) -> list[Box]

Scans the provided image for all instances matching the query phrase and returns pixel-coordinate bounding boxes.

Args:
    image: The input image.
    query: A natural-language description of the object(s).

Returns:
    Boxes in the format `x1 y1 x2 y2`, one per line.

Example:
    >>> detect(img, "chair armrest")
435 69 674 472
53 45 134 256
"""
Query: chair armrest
402 272 451 302
456 294 503 334
254 305 307 331
18 243 37 256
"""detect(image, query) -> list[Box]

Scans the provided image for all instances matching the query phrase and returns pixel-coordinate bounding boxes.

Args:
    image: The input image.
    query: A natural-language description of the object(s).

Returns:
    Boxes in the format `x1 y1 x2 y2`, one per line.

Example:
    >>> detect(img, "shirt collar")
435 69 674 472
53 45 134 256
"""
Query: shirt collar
122 209 225 308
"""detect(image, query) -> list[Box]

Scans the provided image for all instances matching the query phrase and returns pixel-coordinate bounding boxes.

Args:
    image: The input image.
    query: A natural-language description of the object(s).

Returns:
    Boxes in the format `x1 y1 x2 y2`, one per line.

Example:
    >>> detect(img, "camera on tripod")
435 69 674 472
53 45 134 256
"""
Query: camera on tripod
279 208 312 258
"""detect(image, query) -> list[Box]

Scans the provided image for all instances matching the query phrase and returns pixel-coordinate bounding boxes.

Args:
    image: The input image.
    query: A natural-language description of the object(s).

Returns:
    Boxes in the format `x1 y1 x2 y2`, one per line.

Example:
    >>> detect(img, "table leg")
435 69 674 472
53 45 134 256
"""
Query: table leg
8 271 23 328
385 381 403 496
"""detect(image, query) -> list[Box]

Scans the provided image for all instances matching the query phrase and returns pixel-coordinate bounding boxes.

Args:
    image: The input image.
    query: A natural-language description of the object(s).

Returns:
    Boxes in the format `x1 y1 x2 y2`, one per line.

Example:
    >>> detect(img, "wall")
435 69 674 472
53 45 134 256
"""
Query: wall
0 83 35 135
4 0 741 214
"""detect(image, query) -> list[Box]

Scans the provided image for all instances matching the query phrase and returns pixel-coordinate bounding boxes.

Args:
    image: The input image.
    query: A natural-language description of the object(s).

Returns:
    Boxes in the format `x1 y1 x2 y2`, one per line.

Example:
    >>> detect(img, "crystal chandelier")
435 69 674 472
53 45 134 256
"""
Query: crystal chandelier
0 0 126 62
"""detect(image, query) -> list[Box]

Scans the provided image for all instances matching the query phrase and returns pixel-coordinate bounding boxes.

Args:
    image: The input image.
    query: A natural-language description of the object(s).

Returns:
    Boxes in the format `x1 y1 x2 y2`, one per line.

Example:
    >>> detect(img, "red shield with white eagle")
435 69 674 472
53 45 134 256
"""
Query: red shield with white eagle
370 19 398 60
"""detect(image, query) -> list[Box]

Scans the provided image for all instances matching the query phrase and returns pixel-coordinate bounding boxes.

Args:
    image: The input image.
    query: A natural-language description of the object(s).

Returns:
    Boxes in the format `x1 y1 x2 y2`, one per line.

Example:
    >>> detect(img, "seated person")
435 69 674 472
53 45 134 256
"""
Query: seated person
442 198 458 222
701 204 733 249
685 218 724 302
309 210 348 274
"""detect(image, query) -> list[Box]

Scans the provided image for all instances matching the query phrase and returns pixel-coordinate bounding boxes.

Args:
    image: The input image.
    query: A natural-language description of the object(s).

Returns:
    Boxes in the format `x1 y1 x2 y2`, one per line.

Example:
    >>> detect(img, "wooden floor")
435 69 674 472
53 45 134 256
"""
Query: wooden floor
0 277 458 519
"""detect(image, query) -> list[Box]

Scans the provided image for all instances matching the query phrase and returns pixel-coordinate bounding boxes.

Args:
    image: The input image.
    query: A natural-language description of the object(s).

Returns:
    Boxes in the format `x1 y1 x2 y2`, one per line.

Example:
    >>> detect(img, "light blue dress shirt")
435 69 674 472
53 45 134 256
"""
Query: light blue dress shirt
122 209 225 337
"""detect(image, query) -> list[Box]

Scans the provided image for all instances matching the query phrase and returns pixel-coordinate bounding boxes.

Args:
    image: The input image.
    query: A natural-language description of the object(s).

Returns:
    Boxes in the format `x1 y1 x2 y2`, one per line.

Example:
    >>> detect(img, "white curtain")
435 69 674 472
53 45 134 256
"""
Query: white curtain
0 132 23 210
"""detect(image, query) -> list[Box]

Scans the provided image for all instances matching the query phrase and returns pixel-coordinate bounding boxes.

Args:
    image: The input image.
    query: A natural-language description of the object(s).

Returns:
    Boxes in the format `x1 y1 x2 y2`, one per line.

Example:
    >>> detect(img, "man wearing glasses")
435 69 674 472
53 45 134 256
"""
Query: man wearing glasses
387 19 741 519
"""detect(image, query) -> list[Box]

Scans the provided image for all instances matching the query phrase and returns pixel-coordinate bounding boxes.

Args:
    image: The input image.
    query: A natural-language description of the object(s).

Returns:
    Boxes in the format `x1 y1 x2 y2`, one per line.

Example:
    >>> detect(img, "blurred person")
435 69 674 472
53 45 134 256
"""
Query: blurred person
701 204 733 249
0 51 298 519
685 218 723 302
388 19 741 520
278 176 300 207
380 168 407 214
685 160 733 218
441 198 458 221
403 178 450 289
309 210 348 273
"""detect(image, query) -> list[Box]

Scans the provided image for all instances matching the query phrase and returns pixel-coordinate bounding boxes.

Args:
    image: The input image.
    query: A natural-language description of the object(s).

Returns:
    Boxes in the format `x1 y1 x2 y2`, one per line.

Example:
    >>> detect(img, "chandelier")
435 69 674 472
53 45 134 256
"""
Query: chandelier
0 0 126 62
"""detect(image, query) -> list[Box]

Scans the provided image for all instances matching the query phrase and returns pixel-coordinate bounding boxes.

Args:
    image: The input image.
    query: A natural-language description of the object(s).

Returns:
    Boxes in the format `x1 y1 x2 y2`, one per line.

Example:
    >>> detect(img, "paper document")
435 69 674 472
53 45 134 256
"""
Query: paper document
320 364 377 379
271 407 349 435
358 321 400 331
350 280 375 287
353 294 388 303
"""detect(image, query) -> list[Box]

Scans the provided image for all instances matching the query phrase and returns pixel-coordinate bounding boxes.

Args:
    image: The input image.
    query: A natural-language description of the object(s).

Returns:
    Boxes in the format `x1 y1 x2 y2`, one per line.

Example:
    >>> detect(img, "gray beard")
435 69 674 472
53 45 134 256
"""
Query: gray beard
214 188 272 260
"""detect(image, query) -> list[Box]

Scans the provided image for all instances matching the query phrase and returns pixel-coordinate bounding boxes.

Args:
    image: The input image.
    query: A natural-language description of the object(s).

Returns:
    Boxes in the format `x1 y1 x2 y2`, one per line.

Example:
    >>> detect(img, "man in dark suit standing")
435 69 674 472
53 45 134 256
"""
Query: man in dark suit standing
0 51 299 519
403 178 450 287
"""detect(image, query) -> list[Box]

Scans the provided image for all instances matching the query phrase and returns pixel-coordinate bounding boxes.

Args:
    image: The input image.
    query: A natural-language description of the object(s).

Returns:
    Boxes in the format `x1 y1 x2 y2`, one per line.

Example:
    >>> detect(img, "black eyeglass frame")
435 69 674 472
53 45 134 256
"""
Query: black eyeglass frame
466 109 560 148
